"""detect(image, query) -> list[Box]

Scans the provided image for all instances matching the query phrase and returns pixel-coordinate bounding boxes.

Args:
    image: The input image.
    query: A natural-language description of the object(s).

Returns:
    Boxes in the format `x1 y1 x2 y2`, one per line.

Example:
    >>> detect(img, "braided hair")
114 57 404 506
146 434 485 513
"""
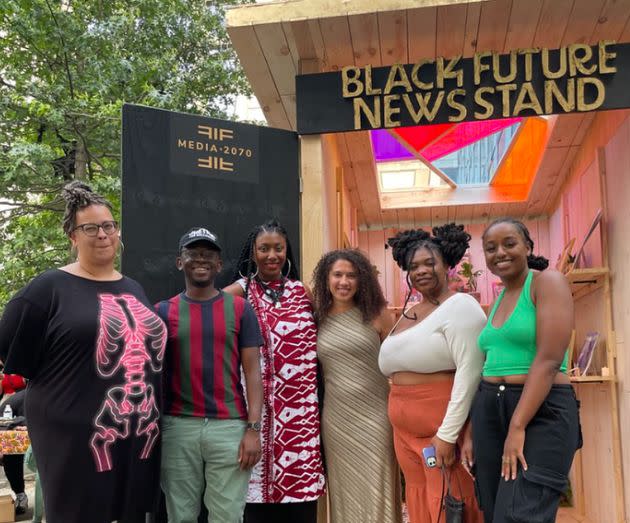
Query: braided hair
61 181 112 236
311 249 386 324
482 218 549 271
387 223 470 318
230 219 300 299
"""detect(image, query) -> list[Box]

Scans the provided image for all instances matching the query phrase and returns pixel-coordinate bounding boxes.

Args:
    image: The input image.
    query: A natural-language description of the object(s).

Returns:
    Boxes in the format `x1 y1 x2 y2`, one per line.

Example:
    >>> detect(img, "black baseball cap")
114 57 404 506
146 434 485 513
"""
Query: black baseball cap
178 227 222 252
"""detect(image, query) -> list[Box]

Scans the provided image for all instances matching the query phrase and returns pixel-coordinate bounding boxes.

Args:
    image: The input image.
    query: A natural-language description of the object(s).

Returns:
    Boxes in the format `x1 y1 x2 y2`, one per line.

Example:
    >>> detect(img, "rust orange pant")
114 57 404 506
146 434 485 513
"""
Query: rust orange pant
388 380 483 523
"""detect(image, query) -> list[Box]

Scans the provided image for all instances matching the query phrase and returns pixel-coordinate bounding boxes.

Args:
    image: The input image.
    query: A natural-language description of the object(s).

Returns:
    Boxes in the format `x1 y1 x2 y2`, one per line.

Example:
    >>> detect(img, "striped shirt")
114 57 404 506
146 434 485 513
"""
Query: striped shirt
155 291 262 419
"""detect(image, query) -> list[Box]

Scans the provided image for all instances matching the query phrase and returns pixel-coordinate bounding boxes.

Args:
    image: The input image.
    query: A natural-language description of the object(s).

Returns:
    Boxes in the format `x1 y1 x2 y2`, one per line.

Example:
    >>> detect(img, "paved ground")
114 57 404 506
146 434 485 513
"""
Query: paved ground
0 467 38 522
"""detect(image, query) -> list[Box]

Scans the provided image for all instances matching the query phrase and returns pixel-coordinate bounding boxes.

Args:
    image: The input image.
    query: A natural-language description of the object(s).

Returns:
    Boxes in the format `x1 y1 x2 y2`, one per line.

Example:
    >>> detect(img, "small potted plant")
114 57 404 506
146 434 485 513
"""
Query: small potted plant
458 261 483 302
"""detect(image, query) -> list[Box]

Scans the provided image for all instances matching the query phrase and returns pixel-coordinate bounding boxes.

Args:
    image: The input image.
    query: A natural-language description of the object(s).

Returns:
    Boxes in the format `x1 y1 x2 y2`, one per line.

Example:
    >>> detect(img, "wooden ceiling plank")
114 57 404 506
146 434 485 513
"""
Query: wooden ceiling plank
253 23 297 97
348 13 382 67
407 6 437 61
537 145 579 214
306 19 327 66
436 4 468 57
548 114 586 148
619 12 630 42
503 0 543 50
319 16 355 71
280 94 297 130
345 131 383 228
475 0 512 53
589 0 630 43
281 22 303 70
378 10 408 65
560 0 606 45
462 2 482 57
573 112 595 146
227 26 290 129
287 20 317 61
532 0 574 49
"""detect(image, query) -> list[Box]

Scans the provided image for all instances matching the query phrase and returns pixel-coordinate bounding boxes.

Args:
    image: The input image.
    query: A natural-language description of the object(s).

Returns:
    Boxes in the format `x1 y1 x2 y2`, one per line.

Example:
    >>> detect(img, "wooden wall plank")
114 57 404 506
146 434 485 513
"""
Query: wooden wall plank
414 207 432 227
397 208 415 229
407 6 437 61
368 229 388 299
378 10 408 65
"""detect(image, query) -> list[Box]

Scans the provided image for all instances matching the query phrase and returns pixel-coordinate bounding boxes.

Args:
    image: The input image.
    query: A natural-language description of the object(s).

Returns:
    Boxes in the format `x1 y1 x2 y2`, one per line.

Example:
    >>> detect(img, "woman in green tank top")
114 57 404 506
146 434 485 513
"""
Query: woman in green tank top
463 218 582 523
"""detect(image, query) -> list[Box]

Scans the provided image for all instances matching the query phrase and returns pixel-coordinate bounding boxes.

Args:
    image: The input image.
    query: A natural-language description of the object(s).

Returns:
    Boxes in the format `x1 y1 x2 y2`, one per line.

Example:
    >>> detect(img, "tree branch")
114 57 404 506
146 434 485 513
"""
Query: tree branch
43 0 75 99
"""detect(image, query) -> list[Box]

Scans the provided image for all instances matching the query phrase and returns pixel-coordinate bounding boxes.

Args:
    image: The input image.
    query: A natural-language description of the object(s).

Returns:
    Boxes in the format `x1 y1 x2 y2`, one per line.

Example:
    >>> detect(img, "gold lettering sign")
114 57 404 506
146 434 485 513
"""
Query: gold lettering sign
338 40 617 130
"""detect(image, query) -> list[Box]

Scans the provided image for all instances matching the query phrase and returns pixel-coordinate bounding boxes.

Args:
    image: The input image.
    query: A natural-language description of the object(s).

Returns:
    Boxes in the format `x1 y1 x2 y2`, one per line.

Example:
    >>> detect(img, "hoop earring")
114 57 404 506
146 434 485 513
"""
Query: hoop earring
282 259 292 278
239 261 259 280
118 238 125 254
71 244 78 259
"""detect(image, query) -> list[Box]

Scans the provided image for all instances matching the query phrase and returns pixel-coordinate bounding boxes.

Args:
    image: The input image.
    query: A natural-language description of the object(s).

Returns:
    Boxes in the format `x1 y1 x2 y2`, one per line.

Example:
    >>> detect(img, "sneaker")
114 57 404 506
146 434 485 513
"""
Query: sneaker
15 492 28 515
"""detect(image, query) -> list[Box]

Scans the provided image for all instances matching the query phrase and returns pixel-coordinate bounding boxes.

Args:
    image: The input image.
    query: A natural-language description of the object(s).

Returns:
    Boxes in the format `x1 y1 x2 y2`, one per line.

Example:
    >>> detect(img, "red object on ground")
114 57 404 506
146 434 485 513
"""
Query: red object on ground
1 374 27 394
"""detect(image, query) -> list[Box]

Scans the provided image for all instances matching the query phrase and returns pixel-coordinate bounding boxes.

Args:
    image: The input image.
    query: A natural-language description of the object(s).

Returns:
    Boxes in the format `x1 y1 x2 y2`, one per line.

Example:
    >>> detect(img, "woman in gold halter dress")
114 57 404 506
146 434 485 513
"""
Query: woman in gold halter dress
312 249 402 523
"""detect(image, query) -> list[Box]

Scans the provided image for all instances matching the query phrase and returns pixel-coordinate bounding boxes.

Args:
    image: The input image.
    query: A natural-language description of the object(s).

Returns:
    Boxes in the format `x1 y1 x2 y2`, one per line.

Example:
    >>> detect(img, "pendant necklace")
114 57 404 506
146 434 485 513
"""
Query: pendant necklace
257 277 285 308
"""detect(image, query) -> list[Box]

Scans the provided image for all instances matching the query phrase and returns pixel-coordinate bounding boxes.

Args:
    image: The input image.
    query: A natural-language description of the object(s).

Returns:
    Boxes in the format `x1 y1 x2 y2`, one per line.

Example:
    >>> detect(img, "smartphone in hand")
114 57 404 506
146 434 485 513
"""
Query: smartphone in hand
422 445 437 468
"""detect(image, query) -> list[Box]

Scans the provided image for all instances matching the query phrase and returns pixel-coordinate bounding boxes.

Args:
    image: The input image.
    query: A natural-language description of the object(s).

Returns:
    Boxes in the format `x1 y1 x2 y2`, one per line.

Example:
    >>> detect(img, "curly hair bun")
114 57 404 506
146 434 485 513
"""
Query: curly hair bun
61 181 95 208
432 223 471 268
527 254 549 271
387 229 430 269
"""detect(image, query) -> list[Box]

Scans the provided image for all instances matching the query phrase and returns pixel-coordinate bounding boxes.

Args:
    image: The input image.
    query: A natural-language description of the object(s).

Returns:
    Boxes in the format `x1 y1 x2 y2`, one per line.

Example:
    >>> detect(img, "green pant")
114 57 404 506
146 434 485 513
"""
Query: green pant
161 415 250 523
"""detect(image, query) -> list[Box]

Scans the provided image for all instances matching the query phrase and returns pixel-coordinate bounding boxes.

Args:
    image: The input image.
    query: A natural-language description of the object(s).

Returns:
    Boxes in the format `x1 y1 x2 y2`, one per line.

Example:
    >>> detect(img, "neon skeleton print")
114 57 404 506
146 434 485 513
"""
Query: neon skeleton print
90 294 167 472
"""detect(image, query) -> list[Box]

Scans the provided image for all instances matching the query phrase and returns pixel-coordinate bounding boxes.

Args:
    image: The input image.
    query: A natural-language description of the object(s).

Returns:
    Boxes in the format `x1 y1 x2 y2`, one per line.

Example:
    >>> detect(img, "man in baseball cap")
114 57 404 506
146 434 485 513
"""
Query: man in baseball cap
155 227 263 522
178 227 222 252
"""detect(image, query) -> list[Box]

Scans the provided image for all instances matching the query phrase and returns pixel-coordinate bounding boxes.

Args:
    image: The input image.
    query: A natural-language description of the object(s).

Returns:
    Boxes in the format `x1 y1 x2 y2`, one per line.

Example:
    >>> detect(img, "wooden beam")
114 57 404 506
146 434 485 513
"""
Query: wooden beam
300 135 325 280
226 0 490 28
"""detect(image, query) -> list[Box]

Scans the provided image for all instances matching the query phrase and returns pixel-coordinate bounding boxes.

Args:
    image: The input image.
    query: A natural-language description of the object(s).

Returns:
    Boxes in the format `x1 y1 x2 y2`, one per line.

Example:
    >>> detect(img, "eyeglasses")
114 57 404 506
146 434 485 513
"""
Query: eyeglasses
73 220 119 237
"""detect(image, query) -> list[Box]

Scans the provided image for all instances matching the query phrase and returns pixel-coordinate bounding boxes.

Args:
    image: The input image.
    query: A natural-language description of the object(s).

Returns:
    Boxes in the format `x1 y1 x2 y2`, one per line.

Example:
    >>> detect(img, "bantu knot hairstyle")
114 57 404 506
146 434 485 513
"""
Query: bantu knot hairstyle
61 181 112 236
387 223 471 271
230 219 300 298
311 249 386 324
483 218 549 271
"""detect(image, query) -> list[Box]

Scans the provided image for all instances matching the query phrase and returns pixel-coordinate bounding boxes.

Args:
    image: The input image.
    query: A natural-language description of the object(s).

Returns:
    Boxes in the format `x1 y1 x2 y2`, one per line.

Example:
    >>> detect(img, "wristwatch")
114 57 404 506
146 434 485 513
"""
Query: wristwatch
246 421 261 432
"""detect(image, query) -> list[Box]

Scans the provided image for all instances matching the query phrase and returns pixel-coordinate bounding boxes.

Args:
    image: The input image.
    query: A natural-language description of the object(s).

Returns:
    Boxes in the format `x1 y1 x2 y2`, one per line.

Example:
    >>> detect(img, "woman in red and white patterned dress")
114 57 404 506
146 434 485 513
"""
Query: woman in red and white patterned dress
225 220 325 523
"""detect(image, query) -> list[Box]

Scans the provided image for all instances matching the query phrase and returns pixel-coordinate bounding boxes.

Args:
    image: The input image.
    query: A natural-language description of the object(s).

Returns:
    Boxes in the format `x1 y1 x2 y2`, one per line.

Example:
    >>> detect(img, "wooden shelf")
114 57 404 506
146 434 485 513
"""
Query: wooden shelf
566 268 609 299
570 374 615 383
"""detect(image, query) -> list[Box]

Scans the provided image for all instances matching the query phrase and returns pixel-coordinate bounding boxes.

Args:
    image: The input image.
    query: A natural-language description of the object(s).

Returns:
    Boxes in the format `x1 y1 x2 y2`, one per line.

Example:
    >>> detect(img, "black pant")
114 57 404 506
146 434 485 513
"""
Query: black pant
3 454 25 494
471 381 582 523
243 501 318 523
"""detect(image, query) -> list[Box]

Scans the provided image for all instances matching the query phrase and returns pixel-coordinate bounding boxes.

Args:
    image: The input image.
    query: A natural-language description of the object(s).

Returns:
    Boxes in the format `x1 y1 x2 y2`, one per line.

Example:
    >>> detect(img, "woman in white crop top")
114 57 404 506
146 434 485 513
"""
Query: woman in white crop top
380 225 486 523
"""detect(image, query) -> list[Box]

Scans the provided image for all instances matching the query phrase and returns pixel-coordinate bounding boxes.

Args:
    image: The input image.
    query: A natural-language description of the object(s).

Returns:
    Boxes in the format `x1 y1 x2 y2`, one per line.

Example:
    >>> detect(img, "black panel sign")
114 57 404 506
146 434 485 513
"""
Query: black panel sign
296 41 630 134
169 111 259 182
122 104 299 302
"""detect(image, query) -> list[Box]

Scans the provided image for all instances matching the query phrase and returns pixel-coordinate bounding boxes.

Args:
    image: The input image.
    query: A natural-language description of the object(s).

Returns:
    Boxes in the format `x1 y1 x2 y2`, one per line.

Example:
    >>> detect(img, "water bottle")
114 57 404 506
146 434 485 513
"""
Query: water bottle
2 404 12 419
